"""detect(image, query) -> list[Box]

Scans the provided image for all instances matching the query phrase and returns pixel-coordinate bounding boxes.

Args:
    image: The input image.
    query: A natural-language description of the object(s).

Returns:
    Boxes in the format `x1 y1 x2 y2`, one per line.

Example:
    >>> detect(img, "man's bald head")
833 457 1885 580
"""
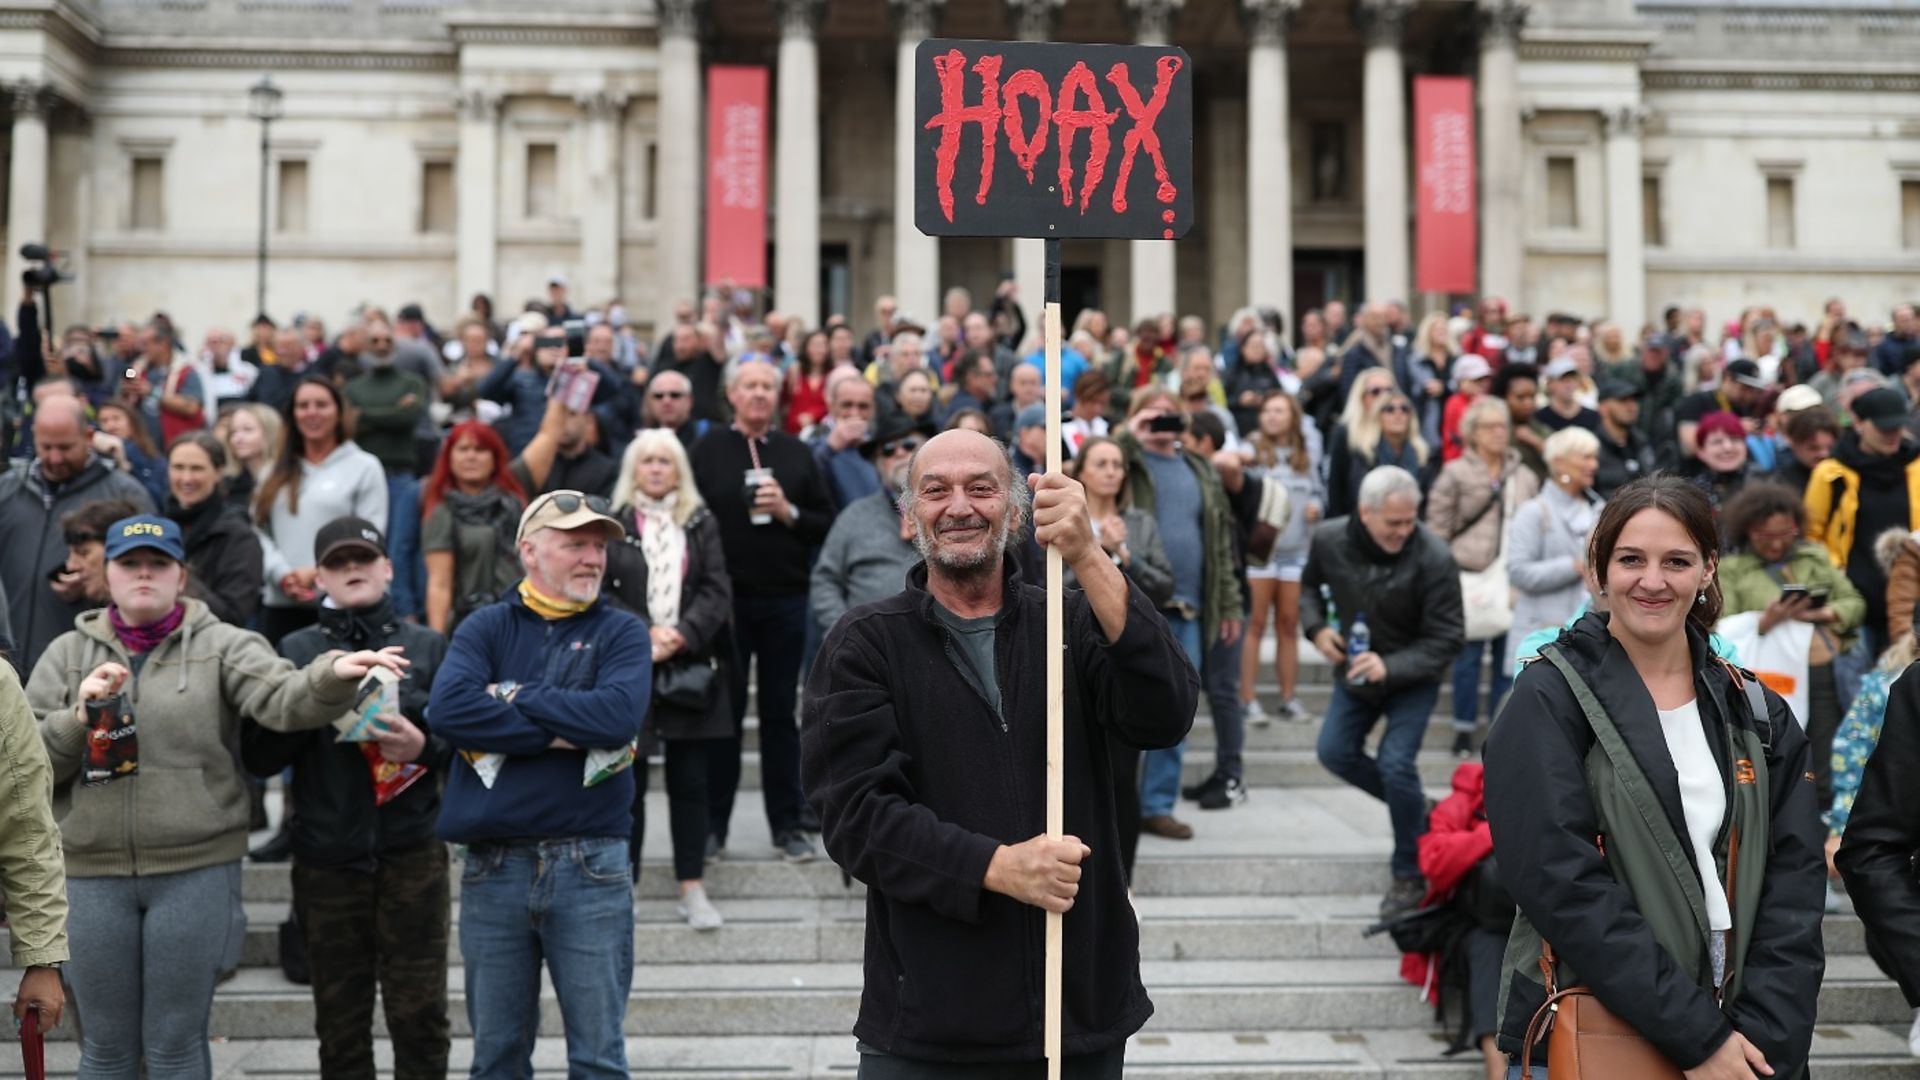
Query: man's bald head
33 396 92 482
904 430 1030 575
647 369 695 428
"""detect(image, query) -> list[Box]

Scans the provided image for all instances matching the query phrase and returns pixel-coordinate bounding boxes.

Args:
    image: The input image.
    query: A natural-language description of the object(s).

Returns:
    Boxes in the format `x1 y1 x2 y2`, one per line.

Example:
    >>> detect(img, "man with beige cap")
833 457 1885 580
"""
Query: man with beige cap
427 489 652 1078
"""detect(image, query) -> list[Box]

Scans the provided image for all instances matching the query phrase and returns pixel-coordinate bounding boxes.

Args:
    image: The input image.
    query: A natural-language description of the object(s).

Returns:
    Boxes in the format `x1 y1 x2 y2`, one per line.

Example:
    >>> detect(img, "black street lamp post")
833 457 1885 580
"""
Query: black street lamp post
248 75 283 319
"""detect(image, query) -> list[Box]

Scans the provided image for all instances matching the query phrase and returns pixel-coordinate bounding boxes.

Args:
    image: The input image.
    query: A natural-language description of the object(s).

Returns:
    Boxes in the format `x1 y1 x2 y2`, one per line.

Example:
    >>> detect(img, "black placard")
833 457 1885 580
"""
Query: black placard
914 38 1195 241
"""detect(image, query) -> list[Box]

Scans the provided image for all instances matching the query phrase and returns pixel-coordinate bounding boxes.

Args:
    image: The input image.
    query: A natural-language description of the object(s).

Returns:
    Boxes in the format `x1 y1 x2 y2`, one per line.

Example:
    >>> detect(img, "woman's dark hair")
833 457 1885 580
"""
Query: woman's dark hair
798 329 831 374
1490 362 1539 401
96 397 160 459
1720 482 1807 552
1585 474 1723 636
255 376 352 525
167 430 228 473
942 407 990 433
1067 435 1131 509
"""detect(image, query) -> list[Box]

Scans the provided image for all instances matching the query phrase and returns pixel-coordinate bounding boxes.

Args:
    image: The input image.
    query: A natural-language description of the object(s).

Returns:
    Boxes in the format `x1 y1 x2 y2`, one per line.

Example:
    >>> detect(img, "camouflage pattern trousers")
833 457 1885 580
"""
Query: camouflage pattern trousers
292 840 452 1080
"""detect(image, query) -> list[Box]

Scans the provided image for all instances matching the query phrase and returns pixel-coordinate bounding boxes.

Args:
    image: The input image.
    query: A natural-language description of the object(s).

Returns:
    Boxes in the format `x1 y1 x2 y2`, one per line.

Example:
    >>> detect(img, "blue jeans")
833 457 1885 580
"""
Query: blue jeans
460 837 634 1079
385 472 423 616
1452 635 1511 733
715 592 811 839
1141 613 1204 816
1316 680 1440 879
1205 631 1245 781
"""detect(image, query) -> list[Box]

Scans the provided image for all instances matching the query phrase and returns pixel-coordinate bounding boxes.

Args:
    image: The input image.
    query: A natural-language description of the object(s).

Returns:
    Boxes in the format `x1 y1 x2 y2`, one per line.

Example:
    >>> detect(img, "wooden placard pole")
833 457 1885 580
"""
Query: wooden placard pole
1041 237 1064 1080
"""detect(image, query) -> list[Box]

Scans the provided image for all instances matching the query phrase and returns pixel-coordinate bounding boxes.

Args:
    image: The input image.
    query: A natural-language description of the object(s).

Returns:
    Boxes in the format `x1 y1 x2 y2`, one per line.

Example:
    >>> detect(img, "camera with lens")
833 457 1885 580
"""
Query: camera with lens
19 244 63 290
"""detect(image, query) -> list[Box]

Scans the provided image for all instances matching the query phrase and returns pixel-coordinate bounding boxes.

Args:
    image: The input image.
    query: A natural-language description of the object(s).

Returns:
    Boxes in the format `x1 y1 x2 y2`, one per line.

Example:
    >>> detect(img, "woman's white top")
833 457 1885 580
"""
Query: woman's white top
1655 698 1733 932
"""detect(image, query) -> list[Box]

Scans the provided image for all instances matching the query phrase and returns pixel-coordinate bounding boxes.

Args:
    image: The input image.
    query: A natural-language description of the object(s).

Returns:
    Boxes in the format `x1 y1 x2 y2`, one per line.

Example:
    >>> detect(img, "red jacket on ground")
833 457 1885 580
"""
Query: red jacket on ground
1400 762 1494 997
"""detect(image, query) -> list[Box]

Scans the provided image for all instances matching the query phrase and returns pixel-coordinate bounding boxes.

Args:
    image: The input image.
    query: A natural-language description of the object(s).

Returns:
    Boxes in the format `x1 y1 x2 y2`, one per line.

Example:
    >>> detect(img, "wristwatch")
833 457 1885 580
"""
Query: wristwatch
493 680 521 704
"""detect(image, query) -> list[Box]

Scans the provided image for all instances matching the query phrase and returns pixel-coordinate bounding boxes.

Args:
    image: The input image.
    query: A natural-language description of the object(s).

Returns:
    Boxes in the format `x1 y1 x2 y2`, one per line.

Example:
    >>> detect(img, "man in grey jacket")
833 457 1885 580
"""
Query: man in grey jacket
0 397 153 673
810 415 927 637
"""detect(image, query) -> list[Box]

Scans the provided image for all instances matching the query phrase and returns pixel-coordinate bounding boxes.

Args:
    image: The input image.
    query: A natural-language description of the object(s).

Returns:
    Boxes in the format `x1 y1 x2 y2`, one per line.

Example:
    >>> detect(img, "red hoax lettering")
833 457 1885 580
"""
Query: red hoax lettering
1052 62 1118 213
925 49 1004 223
1105 55 1182 213
1001 68 1052 183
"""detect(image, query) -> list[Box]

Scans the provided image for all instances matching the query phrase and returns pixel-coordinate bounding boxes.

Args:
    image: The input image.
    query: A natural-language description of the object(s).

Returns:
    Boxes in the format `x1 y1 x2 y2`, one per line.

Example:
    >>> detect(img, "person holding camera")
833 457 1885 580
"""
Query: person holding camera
1112 385 1243 841
690 357 834 863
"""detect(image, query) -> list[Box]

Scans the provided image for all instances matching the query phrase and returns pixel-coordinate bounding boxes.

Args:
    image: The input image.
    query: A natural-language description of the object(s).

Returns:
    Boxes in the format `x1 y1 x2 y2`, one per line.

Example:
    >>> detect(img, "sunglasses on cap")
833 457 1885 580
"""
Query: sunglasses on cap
880 436 924 457
532 491 612 517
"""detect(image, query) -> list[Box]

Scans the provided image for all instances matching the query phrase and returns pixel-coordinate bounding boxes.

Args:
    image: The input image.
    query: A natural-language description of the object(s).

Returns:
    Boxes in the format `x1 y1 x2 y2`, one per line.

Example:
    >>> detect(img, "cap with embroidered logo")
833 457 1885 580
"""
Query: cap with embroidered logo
103 515 184 562
314 516 388 565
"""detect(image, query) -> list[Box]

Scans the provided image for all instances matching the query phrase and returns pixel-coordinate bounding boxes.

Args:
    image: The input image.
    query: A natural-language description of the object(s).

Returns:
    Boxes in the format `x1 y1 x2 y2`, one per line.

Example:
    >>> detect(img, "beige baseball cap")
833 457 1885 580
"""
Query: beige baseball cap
515 490 626 545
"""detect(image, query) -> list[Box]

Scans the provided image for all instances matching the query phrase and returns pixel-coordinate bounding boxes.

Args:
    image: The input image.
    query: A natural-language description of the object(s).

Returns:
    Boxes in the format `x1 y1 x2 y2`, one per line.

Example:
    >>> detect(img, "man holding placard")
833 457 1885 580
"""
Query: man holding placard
801 430 1197 1078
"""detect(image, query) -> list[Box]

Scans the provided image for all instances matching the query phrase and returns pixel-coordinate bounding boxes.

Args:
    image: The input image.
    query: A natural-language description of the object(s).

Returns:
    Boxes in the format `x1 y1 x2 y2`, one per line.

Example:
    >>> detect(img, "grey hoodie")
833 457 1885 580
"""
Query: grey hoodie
26 598 358 877
257 440 388 608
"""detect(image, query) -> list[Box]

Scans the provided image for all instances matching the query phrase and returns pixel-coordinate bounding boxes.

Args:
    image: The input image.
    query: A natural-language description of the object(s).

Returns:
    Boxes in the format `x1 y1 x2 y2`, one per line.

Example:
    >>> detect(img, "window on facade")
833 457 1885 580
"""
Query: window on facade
644 141 659 221
420 161 455 234
1642 175 1663 247
1902 180 1920 250
130 157 164 231
525 142 558 219
1545 156 1577 229
1767 176 1795 249
1309 122 1347 203
276 160 309 234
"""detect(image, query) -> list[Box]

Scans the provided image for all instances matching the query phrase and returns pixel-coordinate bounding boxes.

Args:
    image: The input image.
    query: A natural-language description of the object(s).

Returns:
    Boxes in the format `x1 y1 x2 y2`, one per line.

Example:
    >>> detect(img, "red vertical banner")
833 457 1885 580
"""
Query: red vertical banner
1414 76 1476 295
706 65 769 288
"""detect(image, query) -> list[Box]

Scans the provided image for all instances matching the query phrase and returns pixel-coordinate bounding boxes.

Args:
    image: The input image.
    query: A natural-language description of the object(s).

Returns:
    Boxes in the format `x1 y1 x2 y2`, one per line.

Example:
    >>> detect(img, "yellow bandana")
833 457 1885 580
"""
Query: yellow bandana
518 579 592 621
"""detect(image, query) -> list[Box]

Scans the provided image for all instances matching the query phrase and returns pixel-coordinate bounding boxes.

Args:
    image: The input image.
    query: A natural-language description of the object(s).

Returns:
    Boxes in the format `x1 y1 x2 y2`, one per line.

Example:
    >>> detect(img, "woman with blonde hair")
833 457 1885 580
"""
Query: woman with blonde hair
605 429 734 929
220 402 281 512
1326 374 1431 519
1239 390 1323 725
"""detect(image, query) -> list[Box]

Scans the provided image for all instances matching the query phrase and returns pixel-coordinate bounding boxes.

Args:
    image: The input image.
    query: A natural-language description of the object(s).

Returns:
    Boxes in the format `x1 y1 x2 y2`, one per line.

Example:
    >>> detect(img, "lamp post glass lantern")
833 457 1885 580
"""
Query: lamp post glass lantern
249 75 282 319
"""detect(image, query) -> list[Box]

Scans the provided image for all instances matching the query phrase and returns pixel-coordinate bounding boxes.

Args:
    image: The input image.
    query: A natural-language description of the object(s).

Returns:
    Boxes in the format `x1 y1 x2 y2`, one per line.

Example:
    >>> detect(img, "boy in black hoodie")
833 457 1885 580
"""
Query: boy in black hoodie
243 516 451 1080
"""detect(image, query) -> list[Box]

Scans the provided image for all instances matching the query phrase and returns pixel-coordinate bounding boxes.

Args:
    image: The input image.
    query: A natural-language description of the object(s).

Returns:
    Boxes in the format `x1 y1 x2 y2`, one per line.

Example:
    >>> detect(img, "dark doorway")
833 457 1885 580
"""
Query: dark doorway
1061 265 1101 334
819 243 850 328
1294 249 1363 336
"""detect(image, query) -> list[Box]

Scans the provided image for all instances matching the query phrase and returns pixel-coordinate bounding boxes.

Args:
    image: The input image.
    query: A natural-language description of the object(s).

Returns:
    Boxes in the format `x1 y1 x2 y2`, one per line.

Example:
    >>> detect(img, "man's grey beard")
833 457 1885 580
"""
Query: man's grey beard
913 511 1013 574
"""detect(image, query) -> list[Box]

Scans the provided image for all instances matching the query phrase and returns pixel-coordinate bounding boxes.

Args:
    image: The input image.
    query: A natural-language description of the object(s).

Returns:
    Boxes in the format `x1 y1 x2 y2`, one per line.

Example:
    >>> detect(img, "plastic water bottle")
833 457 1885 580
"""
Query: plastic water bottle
1321 584 1341 634
1347 611 1371 686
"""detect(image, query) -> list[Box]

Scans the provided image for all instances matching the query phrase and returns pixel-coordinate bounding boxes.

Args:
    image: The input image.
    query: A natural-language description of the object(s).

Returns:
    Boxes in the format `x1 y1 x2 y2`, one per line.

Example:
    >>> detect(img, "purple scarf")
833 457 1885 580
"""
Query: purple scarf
108 603 185 655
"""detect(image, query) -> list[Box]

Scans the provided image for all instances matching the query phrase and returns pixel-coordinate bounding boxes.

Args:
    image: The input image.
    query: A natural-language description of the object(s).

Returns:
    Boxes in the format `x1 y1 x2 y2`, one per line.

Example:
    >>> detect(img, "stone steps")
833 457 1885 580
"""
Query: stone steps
5 1028 1916 1079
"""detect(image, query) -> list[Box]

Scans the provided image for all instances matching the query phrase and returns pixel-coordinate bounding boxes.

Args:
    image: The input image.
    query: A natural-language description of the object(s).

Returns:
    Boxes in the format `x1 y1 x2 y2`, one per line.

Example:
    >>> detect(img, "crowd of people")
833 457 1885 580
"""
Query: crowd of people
4 277 1920 1078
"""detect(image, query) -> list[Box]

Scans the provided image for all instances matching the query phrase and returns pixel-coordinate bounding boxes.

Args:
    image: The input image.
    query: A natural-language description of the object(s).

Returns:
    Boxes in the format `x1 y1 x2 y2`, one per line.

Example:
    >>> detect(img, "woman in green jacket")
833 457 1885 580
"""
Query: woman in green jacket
26 513 404 1079
1718 482 1866 806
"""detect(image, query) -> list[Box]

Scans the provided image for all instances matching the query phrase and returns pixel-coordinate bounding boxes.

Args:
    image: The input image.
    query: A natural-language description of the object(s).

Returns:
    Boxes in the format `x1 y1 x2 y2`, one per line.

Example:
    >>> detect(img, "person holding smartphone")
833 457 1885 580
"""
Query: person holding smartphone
1718 483 1865 807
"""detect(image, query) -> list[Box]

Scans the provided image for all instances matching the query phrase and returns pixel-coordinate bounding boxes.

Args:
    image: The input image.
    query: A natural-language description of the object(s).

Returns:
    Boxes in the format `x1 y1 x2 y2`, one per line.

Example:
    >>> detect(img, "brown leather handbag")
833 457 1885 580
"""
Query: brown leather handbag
1520 943 1685 1079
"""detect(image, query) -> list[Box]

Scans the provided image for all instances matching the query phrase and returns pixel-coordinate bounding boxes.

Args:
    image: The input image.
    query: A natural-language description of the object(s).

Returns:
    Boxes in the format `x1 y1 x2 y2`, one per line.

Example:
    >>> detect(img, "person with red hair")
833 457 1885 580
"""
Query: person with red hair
421 421 527 634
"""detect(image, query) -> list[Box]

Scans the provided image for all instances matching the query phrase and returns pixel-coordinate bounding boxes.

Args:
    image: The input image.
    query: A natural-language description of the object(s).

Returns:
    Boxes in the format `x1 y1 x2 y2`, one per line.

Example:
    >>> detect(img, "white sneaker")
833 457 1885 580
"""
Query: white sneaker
678 884 724 931
1906 1007 1920 1058
1243 700 1269 728
1278 698 1311 723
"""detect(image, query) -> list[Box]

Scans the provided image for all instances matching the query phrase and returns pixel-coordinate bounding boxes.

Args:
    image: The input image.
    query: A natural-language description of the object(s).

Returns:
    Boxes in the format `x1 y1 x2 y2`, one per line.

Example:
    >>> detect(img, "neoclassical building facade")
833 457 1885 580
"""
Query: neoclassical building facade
0 0 1915 341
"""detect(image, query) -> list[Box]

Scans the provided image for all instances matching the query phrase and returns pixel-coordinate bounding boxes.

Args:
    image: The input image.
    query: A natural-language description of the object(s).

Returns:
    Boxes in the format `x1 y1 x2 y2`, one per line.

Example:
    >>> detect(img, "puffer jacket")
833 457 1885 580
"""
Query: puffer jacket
26 598 360 877
1486 612 1824 1073
1424 451 1539 573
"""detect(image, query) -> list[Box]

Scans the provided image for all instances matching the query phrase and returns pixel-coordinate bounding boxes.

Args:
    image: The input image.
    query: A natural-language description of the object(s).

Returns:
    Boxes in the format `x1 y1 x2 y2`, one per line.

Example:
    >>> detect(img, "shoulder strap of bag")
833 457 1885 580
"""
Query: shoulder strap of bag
1538 643 1716 943
1447 481 1504 543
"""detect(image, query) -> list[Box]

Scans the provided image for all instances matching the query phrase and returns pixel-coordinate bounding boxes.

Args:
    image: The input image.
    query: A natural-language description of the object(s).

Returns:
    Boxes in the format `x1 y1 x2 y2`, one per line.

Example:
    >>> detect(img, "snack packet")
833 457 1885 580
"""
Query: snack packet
83 694 138 786
362 743 427 807
460 750 505 789
335 668 399 743
583 741 638 788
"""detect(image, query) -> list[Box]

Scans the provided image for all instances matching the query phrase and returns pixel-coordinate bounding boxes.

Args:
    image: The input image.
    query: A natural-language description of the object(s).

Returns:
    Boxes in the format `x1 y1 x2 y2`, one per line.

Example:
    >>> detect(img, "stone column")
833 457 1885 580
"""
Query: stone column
1478 0 1527 306
1126 0 1180 328
656 0 705 328
1006 0 1060 343
455 89 501 308
577 91 627 308
1357 0 1411 305
773 0 823 325
5 83 50 316
1604 106 1647 332
1242 0 1297 328
893 0 942 326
